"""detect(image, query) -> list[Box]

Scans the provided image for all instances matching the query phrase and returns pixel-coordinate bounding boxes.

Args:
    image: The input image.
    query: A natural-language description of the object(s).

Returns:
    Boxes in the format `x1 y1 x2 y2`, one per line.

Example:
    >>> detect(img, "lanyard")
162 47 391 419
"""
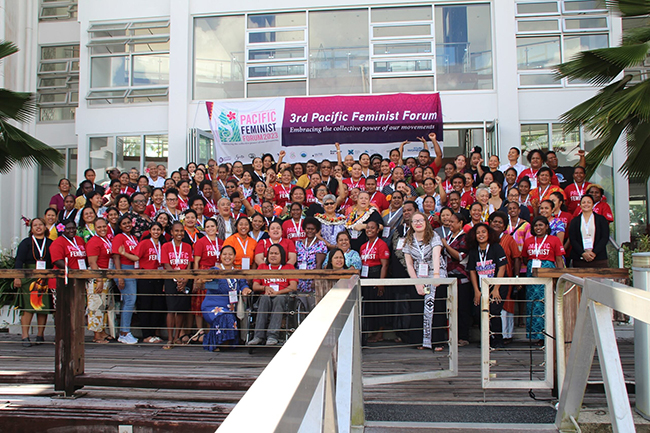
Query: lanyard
63 209 74 220
520 194 530 206
582 213 593 236
478 244 490 266
305 236 317 251
539 184 551 200
413 237 427 262
64 235 81 252
281 184 291 195
186 229 197 244
120 187 130 194
362 237 379 261
150 239 161 262
250 231 264 242
574 182 585 196
221 264 237 291
218 179 226 192
361 168 370 178
236 236 249 253
533 235 548 257
172 241 183 266
378 175 391 189
124 234 137 249
441 227 449 239
386 209 401 226
99 236 112 254
32 236 46 260
292 218 303 236
530 168 539 179
178 196 188 208
508 216 520 234
448 230 463 245
370 192 377 202
349 178 361 189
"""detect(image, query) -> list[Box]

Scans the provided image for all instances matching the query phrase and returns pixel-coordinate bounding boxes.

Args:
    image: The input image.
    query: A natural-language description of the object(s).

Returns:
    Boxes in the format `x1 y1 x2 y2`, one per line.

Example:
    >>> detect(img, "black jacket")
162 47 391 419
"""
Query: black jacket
568 212 609 262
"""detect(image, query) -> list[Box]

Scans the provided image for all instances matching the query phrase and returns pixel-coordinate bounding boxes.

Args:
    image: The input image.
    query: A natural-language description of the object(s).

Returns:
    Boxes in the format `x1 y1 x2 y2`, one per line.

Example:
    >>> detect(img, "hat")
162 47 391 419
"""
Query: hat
106 166 119 174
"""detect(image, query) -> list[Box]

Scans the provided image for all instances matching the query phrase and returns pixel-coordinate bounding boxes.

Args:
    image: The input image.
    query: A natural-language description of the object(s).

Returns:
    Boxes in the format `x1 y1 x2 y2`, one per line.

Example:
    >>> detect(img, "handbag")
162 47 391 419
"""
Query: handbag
236 292 245 320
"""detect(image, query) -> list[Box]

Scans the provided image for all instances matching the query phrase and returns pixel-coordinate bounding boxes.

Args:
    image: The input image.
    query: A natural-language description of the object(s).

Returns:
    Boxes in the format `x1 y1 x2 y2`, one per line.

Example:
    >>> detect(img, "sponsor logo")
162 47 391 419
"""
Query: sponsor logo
290 152 296 159
248 153 256 159
300 153 307 158
217 110 242 143
236 154 245 160
313 152 323 158
347 150 355 155
330 150 338 155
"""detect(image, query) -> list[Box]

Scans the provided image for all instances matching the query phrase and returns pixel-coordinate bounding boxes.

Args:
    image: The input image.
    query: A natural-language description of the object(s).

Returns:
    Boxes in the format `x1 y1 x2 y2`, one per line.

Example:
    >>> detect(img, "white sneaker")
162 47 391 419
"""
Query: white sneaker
266 337 279 346
247 337 263 346
118 333 138 345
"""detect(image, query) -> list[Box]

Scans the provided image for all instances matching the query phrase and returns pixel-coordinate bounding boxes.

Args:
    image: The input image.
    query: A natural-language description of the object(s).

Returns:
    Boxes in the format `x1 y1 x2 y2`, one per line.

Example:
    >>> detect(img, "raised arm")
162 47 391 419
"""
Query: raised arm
430 132 443 170
334 143 343 167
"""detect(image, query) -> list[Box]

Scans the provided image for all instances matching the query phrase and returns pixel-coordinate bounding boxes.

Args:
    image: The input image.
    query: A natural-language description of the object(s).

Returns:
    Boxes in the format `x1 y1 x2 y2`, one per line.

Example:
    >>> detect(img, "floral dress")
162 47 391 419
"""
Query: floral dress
296 239 328 292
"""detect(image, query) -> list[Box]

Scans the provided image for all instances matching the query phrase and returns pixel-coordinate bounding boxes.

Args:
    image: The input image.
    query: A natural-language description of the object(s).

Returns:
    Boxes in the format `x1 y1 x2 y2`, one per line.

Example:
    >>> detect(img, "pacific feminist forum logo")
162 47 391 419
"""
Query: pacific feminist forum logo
218 110 242 143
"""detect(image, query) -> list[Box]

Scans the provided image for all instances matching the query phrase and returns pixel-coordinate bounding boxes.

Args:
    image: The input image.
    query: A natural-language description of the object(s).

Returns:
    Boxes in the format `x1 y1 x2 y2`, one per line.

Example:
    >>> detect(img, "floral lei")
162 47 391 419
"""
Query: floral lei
315 213 346 226
345 207 375 228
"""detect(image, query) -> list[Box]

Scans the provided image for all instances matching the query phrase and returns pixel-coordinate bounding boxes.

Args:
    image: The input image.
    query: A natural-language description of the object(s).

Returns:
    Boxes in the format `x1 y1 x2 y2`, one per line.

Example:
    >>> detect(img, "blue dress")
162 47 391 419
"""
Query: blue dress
202 277 248 351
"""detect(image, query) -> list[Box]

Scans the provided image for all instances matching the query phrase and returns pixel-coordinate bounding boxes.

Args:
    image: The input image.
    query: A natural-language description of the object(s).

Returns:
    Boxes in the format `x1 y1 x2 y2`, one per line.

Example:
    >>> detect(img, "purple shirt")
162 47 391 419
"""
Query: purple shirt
49 193 65 211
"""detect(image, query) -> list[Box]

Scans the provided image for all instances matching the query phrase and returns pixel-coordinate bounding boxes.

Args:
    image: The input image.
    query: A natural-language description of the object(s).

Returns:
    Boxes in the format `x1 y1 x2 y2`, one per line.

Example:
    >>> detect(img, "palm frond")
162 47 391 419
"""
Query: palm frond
555 44 648 84
0 41 18 61
0 121 64 173
0 89 36 123
623 27 650 45
621 122 650 178
583 122 628 179
602 79 650 124
607 0 650 16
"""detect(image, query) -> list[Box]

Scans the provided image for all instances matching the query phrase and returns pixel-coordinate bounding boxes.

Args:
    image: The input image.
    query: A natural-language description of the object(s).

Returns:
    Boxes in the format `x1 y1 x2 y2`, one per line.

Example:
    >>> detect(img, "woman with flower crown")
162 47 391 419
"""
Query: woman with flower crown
314 193 347 249
345 190 384 252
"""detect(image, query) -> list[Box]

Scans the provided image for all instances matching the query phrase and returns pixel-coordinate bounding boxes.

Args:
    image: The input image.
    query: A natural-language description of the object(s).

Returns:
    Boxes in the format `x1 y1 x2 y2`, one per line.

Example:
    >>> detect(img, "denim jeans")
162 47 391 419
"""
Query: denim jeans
116 264 137 335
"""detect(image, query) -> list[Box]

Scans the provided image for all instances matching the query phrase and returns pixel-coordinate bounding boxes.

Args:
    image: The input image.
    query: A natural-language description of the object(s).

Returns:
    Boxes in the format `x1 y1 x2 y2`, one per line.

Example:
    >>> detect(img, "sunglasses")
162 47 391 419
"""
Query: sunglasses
324 202 336 206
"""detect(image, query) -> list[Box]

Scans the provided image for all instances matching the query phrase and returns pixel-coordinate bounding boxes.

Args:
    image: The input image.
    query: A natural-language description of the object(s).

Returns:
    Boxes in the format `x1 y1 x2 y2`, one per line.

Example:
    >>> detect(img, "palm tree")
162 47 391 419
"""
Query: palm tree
554 0 650 180
0 41 63 173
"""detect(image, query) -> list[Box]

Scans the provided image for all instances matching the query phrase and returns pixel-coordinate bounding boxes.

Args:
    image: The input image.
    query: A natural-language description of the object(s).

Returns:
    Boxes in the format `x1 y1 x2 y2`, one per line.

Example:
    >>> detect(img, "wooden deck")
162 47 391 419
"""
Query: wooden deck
0 322 637 432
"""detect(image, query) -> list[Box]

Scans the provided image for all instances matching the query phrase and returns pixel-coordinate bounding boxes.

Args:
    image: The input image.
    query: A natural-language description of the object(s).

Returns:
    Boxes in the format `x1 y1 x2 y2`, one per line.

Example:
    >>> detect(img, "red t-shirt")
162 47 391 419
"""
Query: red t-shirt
253 237 296 259
204 198 218 218
50 235 86 269
145 204 165 219
119 186 136 196
134 239 163 270
282 219 306 243
193 236 224 269
360 238 390 267
305 188 317 205
160 241 193 269
273 184 293 208
517 168 559 187
369 191 389 212
460 191 475 209
177 196 190 212
522 235 565 262
85 235 112 269
572 200 614 223
563 182 591 214
253 263 297 291
556 211 573 230
112 233 139 266
343 177 366 192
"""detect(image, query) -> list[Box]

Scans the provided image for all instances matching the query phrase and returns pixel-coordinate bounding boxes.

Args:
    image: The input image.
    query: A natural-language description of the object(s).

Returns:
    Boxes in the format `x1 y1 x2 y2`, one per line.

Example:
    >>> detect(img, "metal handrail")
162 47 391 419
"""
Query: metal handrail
217 275 363 432
555 273 586 395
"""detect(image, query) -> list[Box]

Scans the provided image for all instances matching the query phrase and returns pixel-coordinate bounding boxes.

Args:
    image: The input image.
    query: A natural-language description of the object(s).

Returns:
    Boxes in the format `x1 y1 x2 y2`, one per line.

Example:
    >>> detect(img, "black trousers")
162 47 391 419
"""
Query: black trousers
488 285 510 346
457 278 475 341
136 279 165 339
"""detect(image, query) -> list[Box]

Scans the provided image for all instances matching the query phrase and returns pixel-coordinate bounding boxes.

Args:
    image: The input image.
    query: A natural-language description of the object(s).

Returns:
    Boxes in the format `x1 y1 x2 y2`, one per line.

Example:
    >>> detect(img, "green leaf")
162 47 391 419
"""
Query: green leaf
583 122 628 179
0 89 35 123
621 122 650 178
623 26 650 45
607 0 650 17
0 121 65 173
555 44 649 84
0 41 18 62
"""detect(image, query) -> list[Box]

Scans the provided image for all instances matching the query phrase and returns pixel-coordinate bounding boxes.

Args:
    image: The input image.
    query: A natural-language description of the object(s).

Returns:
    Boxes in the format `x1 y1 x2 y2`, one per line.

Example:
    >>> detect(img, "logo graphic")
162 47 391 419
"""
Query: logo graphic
347 150 355 155
217 110 242 143
290 152 296 159
248 153 256 159
300 153 307 158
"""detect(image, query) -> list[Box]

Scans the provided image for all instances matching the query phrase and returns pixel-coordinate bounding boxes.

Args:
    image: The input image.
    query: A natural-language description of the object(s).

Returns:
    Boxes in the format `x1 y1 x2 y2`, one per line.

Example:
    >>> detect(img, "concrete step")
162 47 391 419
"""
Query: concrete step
365 422 558 432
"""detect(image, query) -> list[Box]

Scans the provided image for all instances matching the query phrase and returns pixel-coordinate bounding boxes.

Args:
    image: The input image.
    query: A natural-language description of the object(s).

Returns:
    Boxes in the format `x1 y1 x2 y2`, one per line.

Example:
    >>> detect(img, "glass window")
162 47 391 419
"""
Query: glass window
40 0 77 21
249 47 305 61
89 137 114 183
116 136 142 173
372 76 434 93
248 30 305 44
435 4 494 90
373 42 432 56
373 25 431 38
194 15 245 100
517 20 560 32
564 34 608 60
309 9 369 95
564 17 608 31
517 2 559 15
563 0 607 13
374 59 432 73
521 124 549 153
248 64 305 78
551 124 580 167
517 36 561 69
38 44 79 122
132 54 170 85
247 12 306 28
519 73 559 86
371 6 432 23
91 56 129 88
247 80 306 97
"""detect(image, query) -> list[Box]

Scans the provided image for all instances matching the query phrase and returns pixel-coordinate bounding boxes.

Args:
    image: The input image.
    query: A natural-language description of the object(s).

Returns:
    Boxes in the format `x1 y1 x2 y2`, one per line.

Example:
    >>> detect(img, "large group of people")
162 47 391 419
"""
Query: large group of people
13 132 612 351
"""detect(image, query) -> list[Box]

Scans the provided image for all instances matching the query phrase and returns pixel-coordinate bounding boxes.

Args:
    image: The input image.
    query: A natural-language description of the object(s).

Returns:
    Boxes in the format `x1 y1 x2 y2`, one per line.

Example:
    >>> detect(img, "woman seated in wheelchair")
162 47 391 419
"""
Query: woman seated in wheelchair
202 245 251 352
247 244 298 346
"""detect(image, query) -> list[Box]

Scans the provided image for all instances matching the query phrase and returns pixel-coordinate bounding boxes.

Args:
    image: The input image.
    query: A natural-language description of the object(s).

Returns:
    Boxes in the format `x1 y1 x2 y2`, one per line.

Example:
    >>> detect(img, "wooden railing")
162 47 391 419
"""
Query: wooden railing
0 269 359 397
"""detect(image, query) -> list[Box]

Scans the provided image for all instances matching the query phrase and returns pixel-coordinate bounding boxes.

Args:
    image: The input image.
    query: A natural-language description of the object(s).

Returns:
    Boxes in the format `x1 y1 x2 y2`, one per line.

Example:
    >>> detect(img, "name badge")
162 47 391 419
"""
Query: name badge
241 258 250 270
228 290 238 304
108 258 114 269
583 237 594 250
423 285 431 295
36 261 46 270
530 178 537 189
382 226 391 238
299 263 307 270
78 259 87 270
532 259 542 269
396 238 405 250
361 265 369 277
418 263 429 277
270 284 279 292
351 231 359 239
158 266 164 270
134 261 140 269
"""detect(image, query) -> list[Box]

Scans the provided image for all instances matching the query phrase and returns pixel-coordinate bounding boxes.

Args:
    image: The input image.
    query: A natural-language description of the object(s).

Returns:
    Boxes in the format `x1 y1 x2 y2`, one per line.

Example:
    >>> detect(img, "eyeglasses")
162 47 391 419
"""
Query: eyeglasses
133 199 146 204
412 219 426 225
324 202 336 206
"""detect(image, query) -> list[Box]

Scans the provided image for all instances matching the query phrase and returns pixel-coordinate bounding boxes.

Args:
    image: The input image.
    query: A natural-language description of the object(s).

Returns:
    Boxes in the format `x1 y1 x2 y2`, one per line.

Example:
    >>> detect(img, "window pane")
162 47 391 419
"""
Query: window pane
116 136 142 173
145 135 169 165
40 106 76 122
374 59 432 73
519 73 559 86
40 62 68 73
91 56 129 87
372 76 434 93
39 77 68 88
39 93 67 104
193 15 245 99
551 124 580 166
517 20 559 32
373 25 431 38
309 9 369 95
249 47 304 61
247 12 306 28
520 124 549 153
564 34 608 60
517 36 560 69
373 42 432 55
89 137 113 183
371 6 432 22
436 4 493 90
248 30 304 44
563 0 607 12
564 17 607 30
249 64 304 77
38 149 66 215
247 80 306 97
133 54 169 85
41 45 79 60
516 2 558 14
198 135 214 163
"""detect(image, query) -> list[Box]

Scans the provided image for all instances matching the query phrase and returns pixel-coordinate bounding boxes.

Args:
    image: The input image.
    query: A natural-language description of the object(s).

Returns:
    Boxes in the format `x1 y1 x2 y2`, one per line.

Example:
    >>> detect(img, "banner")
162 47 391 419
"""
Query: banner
207 93 442 165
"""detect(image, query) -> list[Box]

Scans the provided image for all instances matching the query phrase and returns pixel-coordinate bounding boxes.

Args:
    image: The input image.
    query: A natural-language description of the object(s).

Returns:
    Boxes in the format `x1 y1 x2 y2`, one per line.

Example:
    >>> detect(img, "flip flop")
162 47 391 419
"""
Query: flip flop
163 342 174 350
93 338 109 344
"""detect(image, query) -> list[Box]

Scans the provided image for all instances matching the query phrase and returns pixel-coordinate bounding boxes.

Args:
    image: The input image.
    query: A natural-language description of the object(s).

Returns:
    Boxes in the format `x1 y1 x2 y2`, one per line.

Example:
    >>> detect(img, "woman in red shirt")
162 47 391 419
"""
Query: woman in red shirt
145 188 165 218
50 220 87 291
273 168 294 208
121 222 166 344
111 215 140 344
282 203 306 243
522 216 565 346
161 221 194 349
360 220 390 344
254 220 297 267
247 244 298 346
85 218 114 344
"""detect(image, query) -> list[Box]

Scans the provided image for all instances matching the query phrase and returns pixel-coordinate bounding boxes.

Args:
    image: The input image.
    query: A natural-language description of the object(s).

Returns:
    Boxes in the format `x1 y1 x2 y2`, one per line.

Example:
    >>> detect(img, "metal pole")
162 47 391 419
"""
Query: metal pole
632 252 650 420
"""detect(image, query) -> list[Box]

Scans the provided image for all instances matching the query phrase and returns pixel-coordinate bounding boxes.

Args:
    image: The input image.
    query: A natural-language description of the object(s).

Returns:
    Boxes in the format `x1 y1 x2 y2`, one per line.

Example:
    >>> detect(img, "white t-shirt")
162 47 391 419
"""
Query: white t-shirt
148 176 165 188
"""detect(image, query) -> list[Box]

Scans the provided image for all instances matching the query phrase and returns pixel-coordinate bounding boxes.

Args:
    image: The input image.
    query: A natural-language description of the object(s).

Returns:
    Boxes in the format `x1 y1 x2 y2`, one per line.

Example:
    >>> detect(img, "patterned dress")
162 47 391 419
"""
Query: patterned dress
296 239 328 292
202 277 248 351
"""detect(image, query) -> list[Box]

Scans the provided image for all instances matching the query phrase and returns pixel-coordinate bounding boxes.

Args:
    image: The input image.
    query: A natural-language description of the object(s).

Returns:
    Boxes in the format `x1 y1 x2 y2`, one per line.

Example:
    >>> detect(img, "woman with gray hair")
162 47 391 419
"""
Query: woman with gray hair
214 197 236 241
314 193 346 249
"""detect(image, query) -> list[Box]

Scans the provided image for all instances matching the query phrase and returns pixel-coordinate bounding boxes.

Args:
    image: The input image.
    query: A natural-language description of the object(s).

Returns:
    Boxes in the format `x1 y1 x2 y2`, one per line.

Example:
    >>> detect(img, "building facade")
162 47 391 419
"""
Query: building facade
0 0 646 249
